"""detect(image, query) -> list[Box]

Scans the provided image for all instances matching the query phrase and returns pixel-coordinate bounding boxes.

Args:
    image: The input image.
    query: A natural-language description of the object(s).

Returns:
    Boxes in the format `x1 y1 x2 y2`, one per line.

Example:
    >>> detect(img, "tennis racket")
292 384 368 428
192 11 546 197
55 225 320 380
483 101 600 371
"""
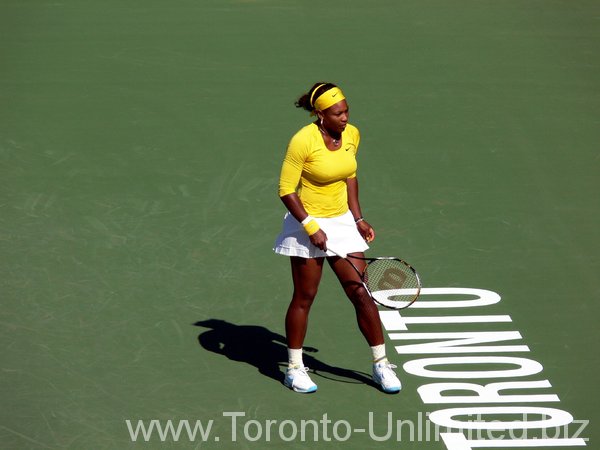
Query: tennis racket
328 247 422 309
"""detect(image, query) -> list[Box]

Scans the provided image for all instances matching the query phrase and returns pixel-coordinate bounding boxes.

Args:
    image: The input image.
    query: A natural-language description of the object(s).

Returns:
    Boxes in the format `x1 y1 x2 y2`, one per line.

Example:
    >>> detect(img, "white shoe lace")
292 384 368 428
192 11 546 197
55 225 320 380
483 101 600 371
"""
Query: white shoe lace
287 366 315 389
381 363 398 373
289 366 311 379
375 362 400 385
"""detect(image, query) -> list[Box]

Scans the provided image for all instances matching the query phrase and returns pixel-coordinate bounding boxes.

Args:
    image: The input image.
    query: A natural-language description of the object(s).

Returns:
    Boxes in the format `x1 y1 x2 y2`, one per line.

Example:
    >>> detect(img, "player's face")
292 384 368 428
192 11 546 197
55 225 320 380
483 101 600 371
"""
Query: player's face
321 100 349 134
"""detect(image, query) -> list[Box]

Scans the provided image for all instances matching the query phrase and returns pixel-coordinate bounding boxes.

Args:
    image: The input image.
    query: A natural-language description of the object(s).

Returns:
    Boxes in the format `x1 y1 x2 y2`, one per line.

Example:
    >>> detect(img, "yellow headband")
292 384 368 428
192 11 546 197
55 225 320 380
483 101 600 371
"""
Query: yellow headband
311 86 346 112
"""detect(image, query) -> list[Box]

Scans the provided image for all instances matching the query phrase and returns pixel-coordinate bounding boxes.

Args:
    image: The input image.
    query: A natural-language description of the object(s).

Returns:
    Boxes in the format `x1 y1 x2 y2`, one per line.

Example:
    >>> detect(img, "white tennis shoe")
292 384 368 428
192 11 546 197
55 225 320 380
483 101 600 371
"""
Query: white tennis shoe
373 361 402 393
284 366 318 393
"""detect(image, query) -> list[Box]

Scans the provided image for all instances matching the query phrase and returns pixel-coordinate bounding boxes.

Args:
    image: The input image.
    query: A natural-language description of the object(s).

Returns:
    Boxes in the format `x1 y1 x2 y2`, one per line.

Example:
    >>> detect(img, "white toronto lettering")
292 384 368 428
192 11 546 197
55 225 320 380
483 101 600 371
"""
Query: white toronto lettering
418 380 559 404
403 356 543 379
379 310 513 331
377 287 588 449
373 287 501 309
429 406 574 430
441 431 587 448
390 331 529 354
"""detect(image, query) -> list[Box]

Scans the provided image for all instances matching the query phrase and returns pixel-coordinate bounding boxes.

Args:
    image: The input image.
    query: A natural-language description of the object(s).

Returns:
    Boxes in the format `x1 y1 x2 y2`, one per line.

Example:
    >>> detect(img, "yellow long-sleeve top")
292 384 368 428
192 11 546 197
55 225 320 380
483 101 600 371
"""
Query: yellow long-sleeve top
278 123 360 218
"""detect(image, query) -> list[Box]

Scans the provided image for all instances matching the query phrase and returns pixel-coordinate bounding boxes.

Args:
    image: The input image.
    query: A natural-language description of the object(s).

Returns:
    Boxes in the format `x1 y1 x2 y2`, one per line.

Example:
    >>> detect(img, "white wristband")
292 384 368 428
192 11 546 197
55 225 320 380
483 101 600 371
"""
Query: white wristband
301 215 314 226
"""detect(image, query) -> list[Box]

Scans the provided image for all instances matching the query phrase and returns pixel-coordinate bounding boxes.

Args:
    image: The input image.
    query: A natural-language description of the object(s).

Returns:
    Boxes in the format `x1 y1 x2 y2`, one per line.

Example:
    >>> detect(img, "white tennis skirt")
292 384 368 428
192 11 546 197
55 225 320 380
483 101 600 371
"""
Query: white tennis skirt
273 210 369 258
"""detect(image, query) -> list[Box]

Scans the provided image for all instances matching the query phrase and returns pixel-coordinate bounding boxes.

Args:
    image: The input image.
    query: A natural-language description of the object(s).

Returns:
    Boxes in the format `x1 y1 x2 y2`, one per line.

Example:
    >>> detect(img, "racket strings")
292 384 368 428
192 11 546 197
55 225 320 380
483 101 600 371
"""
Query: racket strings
365 259 419 292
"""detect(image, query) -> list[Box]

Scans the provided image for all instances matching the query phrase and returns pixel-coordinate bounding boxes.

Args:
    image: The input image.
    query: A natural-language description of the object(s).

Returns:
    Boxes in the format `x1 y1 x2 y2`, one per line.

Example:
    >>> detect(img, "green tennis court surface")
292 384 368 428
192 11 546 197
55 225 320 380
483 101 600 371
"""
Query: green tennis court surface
1 1 598 448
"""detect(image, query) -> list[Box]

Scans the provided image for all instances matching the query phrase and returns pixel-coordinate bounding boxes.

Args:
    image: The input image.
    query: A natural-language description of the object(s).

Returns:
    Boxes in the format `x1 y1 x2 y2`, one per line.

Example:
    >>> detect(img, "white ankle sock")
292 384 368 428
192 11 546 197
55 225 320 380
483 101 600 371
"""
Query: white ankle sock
288 348 303 368
371 344 387 363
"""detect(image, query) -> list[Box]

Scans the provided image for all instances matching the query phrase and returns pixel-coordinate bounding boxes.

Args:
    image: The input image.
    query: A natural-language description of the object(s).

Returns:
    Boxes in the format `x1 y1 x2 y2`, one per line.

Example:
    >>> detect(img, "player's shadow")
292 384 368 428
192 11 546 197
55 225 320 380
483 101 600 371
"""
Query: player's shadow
193 319 375 388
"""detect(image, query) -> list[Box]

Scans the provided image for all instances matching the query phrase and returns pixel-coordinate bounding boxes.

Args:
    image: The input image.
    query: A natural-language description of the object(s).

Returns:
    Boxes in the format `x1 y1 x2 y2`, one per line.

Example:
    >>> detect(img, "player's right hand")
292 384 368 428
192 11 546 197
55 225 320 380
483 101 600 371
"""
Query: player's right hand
310 229 328 252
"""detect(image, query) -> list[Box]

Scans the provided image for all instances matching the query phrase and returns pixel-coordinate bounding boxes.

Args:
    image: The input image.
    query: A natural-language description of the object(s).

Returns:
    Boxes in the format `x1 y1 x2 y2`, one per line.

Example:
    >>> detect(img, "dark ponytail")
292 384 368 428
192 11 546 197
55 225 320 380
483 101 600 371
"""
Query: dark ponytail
295 82 337 112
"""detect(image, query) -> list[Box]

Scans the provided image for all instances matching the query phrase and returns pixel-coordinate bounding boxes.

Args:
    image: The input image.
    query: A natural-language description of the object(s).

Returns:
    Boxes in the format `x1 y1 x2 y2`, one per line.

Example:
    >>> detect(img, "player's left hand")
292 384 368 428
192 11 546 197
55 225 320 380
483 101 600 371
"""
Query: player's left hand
357 220 375 243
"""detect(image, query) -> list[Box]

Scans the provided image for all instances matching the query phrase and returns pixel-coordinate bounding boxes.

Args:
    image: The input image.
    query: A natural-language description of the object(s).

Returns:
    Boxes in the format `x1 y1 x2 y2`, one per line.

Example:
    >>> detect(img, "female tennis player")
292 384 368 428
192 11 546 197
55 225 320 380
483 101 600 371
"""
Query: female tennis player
273 82 401 394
